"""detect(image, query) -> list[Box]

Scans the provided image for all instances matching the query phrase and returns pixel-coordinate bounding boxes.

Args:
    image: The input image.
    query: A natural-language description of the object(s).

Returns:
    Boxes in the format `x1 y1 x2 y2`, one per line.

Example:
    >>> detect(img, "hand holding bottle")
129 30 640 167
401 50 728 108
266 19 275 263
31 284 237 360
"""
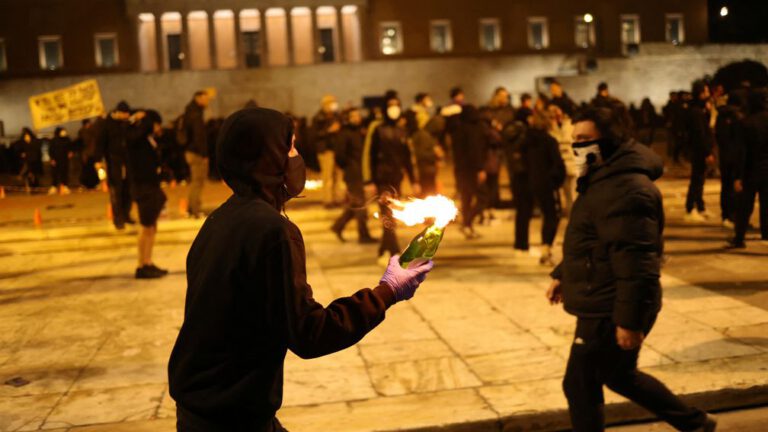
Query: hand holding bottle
380 255 434 302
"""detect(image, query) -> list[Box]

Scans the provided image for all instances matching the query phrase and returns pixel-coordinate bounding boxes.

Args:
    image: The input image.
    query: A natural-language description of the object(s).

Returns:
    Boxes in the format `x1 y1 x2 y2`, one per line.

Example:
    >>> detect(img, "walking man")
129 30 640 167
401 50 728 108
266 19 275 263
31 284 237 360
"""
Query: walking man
547 107 716 432
183 90 210 218
95 101 135 230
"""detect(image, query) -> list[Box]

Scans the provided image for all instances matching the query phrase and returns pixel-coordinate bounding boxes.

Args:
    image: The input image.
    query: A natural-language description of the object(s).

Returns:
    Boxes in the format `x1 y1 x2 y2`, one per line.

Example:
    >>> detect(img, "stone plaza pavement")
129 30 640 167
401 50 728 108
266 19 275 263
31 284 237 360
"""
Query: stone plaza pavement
1 182 767 432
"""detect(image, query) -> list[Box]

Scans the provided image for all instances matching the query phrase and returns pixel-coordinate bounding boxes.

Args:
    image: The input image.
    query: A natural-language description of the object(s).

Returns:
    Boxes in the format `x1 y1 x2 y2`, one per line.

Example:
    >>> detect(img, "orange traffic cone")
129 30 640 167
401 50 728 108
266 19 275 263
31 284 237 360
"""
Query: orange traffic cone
101 181 109 193
0 186 5 199
106 203 114 221
179 198 189 216
33 208 42 227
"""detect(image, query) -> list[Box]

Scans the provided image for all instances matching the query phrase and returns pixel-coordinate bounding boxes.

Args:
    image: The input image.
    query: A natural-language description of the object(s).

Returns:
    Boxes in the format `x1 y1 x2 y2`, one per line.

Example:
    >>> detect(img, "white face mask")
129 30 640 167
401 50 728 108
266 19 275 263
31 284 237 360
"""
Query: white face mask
387 106 401 120
573 142 603 177
329 102 339 112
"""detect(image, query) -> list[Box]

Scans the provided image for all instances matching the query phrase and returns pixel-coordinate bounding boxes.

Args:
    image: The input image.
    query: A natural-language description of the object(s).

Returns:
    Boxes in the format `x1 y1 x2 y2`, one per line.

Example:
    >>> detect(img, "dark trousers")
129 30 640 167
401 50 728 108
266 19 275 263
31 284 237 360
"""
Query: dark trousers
107 163 132 228
719 163 736 222
418 163 437 197
377 181 401 257
734 176 768 243
332 182 372 241
51 159 69 187
513 174 560 250
563 317 707 432
176 407 288 432
685 155 706 213
456 173 480 229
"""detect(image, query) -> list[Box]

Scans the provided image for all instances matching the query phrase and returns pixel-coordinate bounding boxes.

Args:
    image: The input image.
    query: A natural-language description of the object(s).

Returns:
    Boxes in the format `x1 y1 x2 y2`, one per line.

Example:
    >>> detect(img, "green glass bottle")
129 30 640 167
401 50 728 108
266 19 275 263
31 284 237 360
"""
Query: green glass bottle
398 224 445 268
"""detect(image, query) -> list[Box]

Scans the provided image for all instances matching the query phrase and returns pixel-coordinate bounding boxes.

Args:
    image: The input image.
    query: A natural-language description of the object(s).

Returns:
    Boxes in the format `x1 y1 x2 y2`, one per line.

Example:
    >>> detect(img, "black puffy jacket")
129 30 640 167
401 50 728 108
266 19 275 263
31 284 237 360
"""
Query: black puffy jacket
552 141 664 331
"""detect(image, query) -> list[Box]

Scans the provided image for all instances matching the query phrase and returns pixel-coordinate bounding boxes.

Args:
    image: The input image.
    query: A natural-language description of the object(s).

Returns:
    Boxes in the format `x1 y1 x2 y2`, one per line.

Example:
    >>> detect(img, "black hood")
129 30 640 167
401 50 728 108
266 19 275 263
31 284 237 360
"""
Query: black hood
586 140 664 188
216 108 294 207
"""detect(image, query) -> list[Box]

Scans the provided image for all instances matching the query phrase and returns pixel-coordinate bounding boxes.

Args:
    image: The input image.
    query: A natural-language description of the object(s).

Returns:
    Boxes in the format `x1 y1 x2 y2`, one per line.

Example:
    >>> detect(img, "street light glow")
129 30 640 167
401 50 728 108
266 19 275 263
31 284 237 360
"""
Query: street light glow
584 13 594 23
720 6 729 17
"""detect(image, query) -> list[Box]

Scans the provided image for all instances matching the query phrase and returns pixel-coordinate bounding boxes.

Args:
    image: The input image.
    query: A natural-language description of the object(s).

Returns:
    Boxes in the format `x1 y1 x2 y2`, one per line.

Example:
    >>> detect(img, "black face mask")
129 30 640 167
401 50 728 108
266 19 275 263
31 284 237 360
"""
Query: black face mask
284 154 306 198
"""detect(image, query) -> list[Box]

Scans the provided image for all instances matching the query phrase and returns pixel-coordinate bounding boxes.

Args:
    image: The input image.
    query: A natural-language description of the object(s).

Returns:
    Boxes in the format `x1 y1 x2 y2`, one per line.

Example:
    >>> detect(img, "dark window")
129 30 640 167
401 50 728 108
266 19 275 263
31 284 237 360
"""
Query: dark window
41 38 62 70
243 30 261 68
319 28 335 62
167 34 182 70
97 37 117 67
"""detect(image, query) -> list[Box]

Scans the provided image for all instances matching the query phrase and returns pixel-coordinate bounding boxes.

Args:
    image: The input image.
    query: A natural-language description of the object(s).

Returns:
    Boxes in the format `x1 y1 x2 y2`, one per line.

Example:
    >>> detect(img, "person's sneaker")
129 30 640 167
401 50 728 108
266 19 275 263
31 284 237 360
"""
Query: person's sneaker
700 414 717 432
724 239 746 249
684 210 707 223
330 226 346 243
147 264 169 276
135 265 164 279
358 236 378 245
47 186 58 195
721 219 735 229
539 254 555 267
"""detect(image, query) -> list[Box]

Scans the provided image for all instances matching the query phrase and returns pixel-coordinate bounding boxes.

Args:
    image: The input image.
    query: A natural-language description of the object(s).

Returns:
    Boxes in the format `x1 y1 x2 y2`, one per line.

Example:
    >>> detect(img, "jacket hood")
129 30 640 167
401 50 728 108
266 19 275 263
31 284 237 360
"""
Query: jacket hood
588 140 664 186
216 108 294 207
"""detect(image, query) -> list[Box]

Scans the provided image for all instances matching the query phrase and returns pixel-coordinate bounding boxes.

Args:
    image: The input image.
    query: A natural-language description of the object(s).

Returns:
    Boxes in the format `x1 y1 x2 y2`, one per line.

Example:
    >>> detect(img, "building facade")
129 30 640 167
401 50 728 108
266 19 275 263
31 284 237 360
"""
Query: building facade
0 0 708 79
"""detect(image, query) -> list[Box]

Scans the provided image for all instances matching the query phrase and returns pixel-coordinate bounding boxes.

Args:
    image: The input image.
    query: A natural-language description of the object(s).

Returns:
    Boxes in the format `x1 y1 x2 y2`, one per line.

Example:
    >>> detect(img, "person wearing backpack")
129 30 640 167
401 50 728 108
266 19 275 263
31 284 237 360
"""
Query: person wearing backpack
182 91 210 218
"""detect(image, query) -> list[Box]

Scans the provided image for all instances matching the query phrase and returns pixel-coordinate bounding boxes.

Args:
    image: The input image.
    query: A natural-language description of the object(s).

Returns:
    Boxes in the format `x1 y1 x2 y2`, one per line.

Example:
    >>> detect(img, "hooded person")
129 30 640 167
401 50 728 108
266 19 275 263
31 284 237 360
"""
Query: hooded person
49 127 73 195
546 107 716 432
451 104 489 239
13 127 43 189
168 107 434 432
95 101 135 229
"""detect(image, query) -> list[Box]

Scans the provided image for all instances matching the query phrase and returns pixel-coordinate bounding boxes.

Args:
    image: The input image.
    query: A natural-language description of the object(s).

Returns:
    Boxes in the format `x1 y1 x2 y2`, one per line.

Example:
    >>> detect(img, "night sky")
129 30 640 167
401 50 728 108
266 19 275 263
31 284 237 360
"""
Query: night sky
708 0 768 43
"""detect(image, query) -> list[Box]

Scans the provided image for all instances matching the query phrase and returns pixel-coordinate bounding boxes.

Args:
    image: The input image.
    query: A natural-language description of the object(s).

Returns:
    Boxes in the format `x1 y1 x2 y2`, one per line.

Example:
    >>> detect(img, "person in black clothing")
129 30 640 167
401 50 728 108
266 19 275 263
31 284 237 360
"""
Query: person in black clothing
331 108 376 244
370 96 418 259
550 80 578 118
728 89 768 248
480 87 515 212
715 90 749 228
310 95 343 207
49 127 73 195
512 108 565 265
452 104 488 239
126 110 168 279
183 91 210 218
95 101 135 229
546 107 716 432
14 128 44 191
684 82 717 223
168 107 434 432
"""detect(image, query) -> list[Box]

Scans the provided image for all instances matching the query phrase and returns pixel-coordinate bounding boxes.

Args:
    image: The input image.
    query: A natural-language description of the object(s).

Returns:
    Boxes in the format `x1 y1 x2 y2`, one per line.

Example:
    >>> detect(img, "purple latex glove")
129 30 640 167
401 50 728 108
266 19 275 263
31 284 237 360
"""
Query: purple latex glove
380 255 434 302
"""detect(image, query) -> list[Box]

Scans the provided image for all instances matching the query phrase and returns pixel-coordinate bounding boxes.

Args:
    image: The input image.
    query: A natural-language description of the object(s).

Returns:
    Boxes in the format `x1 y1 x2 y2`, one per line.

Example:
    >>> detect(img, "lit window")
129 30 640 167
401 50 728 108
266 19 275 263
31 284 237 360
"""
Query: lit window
0 39 7 72
574 15 596 48
479 18 501 51
38 35 63 70
380 22 402 55
430 20 452 53
527 17 549 50
95 33 119 67
666 14 685 45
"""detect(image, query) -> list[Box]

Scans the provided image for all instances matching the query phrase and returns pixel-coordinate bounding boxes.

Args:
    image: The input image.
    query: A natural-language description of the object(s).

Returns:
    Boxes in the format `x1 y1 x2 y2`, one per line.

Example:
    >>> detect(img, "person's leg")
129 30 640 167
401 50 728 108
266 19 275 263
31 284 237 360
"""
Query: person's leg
758 177 768 240
720 163 734 222
563 318 607 432
686 156 703 213
186 152 206 216
513 176 533 250
108 172 127 229
602 322 708 431
488 172 500 208
539 188 560 247
348 184 373 240
378 181 401 256
734 184 757 244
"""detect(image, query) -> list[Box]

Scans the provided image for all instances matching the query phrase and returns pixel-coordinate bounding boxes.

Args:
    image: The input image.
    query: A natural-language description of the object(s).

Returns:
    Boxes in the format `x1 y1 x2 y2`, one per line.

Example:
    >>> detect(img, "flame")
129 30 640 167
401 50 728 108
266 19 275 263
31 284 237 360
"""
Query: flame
304 180 323 191
387 195 458 228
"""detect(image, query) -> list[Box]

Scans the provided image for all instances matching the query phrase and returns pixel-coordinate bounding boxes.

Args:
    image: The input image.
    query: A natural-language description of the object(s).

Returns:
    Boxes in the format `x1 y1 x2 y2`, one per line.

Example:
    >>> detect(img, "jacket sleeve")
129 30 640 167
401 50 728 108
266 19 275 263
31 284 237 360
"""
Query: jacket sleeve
597 189 662 331
268 225 395 359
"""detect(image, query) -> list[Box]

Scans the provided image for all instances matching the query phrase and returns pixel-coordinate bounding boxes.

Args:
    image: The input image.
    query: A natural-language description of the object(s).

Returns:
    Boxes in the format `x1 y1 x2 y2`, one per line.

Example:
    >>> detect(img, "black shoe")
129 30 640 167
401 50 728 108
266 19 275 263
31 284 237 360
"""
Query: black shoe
701 415 717 432
147 264 169 276
331 226 346 243
126 218 137 225
724 239 746 249
358 236 378 244
135 265 164 279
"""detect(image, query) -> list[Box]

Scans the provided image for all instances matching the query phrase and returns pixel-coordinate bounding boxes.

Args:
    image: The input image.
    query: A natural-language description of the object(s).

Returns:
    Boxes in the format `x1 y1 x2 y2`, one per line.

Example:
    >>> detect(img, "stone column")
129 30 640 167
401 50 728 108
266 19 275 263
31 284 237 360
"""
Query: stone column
180 11 190 69
259 9 269 67
154 12 165 71
286 8 295 66
335 6 345 63
356 3 369 61
310 7 320 64
208 11 218 69
233 9 244 68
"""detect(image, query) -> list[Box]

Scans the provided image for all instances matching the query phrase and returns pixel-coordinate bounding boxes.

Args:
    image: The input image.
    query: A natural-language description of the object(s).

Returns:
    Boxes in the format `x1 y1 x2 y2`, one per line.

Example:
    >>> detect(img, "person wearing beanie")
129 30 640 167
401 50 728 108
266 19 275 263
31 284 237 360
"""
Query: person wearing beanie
126 109 168 279
168 108 433 431
547 107 717 432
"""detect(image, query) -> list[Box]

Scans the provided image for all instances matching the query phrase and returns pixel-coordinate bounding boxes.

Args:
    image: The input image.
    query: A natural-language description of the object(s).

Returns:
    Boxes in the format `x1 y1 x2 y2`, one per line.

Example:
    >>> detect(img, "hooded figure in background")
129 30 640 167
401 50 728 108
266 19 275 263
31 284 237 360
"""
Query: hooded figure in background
168 108 433 432
49 126 73 194
13 127 43 189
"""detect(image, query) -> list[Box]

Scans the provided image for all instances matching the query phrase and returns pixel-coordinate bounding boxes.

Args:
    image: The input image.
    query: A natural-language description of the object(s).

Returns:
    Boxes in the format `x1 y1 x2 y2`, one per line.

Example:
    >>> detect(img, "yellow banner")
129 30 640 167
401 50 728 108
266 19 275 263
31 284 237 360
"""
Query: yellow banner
28 79 105 130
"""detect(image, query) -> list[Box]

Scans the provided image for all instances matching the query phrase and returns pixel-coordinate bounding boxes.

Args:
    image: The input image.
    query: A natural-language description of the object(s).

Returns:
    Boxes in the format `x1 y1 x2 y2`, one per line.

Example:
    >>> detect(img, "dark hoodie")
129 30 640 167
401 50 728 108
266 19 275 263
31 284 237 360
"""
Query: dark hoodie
452 105 488 177
552 141 665 331
49 127 72 162
168 108 395 431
